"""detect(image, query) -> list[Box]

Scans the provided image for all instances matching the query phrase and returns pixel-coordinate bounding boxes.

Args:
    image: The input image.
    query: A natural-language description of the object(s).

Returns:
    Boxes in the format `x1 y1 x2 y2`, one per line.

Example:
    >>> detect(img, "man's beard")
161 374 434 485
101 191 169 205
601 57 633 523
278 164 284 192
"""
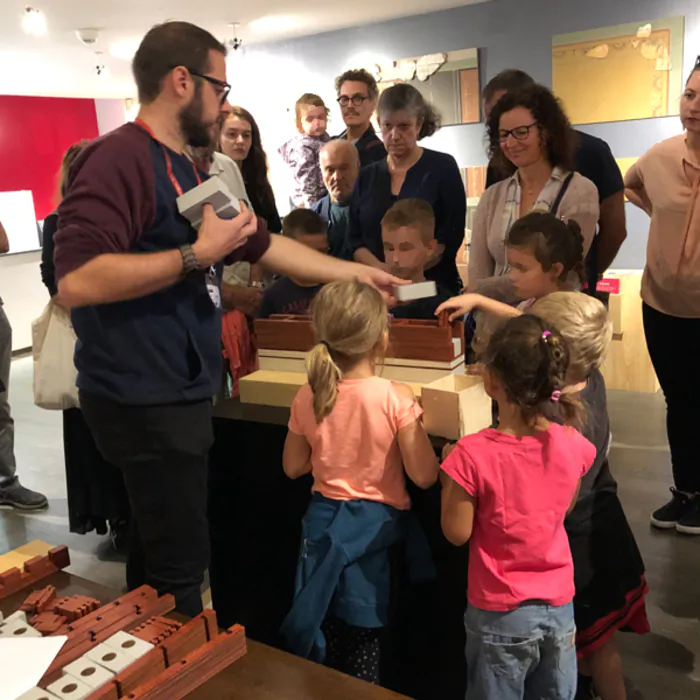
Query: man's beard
179 89 215 149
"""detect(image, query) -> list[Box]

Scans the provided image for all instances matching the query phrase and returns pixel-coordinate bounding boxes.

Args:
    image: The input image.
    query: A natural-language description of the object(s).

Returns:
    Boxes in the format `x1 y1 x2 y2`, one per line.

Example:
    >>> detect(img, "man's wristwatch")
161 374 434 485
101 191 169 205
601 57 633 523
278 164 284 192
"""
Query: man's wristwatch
179 244 200 276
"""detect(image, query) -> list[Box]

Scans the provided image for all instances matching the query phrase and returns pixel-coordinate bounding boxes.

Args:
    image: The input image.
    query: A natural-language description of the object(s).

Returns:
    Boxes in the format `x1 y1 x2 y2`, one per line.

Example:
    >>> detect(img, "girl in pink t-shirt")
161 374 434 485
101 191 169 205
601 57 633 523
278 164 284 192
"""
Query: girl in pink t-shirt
282 280 439 683
441 314 595 700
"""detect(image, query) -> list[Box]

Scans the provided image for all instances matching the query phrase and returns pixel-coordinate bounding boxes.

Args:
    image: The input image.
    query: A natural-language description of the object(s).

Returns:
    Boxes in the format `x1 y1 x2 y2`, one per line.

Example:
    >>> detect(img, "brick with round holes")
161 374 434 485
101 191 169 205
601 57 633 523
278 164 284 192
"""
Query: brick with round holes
0 618 42 638
16 688 61 700
63 656 115 689
1 609 27 626
46 675 93 700
85 643 133 674
103 630 154 660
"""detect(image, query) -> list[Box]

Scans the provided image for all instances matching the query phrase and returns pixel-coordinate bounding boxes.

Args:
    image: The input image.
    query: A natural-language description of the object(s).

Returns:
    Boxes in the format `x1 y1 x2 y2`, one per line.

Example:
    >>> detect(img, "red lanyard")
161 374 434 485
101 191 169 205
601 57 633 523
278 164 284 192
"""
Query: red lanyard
135 118 202 196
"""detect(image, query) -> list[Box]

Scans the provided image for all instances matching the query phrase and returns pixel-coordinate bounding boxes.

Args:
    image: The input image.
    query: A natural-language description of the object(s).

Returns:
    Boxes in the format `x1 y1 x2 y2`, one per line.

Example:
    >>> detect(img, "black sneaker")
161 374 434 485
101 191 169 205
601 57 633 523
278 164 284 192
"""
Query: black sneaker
650 488 693 529
676 495 700 536
0 480 48 510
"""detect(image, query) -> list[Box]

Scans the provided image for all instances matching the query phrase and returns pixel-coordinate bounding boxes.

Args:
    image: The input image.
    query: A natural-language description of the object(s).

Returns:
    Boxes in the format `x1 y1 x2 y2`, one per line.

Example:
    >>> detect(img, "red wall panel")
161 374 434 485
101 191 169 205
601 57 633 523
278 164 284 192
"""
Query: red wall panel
0 95 99 220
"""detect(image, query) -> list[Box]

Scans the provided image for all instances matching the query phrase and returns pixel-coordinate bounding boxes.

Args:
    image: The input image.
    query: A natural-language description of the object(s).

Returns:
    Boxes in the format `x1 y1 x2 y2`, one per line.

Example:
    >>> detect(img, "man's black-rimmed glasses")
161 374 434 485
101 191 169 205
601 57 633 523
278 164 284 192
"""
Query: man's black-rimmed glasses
189 70 231 105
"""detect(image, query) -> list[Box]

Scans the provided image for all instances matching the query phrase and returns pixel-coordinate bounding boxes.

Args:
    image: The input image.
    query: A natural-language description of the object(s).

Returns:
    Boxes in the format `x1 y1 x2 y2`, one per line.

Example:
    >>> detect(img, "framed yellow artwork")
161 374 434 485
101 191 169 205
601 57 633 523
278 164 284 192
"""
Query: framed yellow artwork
552 17 685 125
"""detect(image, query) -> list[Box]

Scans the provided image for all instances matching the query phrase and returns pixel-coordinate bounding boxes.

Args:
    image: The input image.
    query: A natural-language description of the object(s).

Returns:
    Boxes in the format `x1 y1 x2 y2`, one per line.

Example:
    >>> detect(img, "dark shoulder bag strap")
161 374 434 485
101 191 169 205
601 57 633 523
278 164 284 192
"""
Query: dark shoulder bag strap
549 172 575 217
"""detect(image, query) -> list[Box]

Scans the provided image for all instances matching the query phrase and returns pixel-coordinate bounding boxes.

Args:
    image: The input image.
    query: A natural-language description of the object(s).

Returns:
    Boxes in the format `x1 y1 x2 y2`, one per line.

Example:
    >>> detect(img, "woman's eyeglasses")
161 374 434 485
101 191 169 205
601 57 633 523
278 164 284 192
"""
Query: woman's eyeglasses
337 94 368 107
498 122 539 143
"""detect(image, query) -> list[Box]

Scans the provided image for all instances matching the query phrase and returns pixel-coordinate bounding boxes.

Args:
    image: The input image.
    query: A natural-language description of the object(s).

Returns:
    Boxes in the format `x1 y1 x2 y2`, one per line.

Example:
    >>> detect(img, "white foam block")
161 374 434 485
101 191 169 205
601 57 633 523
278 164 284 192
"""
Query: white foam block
394 281 437 303
46 676 93 700
63 656 114 689
0 619 42 638
176 177 240 230
104 631 154 660
85 643 133 674
16 688 61 700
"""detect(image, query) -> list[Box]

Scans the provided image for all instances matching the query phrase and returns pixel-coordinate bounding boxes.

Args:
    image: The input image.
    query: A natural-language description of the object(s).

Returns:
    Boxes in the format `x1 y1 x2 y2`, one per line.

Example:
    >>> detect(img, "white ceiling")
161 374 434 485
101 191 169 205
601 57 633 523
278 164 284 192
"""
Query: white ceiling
0 0 488 98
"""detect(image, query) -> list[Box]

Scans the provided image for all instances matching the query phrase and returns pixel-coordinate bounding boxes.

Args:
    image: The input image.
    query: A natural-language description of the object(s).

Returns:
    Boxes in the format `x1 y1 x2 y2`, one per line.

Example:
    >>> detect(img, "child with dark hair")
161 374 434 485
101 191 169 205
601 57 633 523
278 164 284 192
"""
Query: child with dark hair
279 93 330 208
437 212 586 325
441 314 595 700
257 209 328 319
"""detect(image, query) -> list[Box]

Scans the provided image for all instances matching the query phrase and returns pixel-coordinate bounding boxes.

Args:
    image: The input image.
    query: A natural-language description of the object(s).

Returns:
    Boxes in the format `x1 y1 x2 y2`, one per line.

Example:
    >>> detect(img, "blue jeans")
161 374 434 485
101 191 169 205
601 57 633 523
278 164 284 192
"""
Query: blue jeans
465 601 576 700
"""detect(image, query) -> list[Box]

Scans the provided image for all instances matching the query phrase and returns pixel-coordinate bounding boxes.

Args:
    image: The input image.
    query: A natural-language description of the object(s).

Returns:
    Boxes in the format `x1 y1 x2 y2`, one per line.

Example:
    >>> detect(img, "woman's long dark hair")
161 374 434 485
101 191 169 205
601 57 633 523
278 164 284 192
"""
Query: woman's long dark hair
224 106 277 216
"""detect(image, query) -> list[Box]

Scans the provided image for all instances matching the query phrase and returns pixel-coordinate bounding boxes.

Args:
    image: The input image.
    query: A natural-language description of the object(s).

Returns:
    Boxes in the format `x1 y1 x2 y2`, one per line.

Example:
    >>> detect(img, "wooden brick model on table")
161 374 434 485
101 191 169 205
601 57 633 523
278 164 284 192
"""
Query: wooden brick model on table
255 310 464 363
0 547 248 700
0 546 70 599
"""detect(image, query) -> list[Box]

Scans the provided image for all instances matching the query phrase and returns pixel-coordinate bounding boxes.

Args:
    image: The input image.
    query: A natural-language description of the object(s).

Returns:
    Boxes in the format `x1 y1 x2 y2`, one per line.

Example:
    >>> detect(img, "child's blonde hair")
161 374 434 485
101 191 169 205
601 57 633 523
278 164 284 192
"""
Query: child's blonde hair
531 291 612 383
307 280 388 422
295 93 329 133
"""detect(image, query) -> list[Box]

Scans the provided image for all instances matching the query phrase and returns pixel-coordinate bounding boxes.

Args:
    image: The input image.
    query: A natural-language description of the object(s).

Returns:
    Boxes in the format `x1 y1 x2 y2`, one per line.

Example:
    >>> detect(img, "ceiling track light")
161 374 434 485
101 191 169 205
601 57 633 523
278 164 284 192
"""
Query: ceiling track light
225 22 243 51
22 7 47 37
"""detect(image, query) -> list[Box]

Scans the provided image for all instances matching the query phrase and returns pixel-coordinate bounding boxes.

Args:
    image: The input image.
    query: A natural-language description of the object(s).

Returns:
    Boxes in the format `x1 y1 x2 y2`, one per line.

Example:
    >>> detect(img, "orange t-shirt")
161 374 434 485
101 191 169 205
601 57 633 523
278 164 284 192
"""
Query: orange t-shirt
288 376 423 511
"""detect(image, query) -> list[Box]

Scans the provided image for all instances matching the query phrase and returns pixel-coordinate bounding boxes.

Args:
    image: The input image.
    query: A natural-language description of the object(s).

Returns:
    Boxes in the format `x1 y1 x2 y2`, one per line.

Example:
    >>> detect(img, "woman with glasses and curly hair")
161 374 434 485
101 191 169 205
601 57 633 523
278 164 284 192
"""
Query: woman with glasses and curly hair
220 105 282 234
468 84 599 303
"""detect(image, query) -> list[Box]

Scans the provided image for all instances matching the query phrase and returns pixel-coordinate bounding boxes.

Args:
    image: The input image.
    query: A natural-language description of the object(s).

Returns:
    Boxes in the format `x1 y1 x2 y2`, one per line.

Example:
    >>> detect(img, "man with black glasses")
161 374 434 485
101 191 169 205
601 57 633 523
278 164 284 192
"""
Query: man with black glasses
333 69 386 168
54 22 402 617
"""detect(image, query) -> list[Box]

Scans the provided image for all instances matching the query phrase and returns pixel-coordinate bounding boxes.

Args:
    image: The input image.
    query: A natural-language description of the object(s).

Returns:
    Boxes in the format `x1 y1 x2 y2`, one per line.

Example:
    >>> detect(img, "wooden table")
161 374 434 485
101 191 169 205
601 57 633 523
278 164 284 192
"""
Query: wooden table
0 571 409 700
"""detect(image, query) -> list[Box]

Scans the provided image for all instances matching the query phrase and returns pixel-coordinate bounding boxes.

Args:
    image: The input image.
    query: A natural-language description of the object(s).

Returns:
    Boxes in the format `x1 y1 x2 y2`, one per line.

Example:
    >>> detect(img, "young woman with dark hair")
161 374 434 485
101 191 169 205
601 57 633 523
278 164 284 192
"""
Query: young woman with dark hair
221 106 282 233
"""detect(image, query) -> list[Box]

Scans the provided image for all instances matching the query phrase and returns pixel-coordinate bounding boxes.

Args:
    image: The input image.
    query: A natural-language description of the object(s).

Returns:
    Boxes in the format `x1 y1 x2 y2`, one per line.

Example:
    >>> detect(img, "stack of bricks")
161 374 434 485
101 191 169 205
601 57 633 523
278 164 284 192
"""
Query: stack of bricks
2 547 248 700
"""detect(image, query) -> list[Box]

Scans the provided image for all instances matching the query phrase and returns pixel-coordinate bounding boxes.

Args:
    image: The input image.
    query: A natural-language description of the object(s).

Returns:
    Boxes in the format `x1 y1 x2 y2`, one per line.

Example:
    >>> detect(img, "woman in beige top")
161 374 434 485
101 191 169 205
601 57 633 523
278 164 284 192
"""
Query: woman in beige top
625 59 700 535
468 84 599 302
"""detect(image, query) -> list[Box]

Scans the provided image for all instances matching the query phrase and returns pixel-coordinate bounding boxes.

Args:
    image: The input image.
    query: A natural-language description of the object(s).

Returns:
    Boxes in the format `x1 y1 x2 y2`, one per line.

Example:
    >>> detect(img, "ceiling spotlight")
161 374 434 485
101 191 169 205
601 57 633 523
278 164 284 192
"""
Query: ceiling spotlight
76 28 100 45
21 7 47 36
225 22 243 51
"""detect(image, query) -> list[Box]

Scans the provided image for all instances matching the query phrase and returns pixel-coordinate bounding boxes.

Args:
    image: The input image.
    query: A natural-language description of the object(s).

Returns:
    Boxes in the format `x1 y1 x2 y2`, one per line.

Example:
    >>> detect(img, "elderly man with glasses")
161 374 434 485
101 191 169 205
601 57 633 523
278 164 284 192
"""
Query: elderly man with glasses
332 69 387 169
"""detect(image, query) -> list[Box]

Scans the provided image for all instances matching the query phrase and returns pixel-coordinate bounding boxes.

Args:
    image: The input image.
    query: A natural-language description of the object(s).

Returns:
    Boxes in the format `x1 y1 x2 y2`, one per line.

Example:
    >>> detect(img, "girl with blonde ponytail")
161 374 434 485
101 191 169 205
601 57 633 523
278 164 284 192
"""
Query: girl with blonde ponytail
281 279 439 683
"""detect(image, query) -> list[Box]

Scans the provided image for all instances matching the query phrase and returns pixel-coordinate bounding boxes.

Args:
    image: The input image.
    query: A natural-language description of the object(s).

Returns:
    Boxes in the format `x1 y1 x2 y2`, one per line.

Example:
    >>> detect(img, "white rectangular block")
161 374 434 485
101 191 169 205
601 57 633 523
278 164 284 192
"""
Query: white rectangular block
86 642 133 673
0 618 42 638
16 688 61 700
176 177 240 229
394 280 437 302
63 656 114 689
104 630 154 660
46 675 93 700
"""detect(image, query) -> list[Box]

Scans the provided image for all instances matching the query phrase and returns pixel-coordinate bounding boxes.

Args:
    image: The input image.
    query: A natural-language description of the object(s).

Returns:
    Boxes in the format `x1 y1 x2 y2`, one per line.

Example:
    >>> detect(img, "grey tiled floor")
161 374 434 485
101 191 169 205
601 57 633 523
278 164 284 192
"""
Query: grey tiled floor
1 357 699 698
0 356 127 591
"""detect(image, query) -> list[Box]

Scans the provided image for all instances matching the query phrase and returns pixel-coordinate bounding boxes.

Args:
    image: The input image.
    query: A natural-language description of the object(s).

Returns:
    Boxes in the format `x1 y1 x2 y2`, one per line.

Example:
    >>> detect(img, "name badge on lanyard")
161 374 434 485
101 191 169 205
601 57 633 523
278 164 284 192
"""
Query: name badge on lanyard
205 266 221 309
134 119 221 307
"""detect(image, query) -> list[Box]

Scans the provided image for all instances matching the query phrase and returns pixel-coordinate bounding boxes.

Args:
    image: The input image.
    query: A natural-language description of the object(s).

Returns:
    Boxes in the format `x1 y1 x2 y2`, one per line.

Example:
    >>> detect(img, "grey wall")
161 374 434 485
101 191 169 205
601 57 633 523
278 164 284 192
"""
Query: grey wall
244 0 700 269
